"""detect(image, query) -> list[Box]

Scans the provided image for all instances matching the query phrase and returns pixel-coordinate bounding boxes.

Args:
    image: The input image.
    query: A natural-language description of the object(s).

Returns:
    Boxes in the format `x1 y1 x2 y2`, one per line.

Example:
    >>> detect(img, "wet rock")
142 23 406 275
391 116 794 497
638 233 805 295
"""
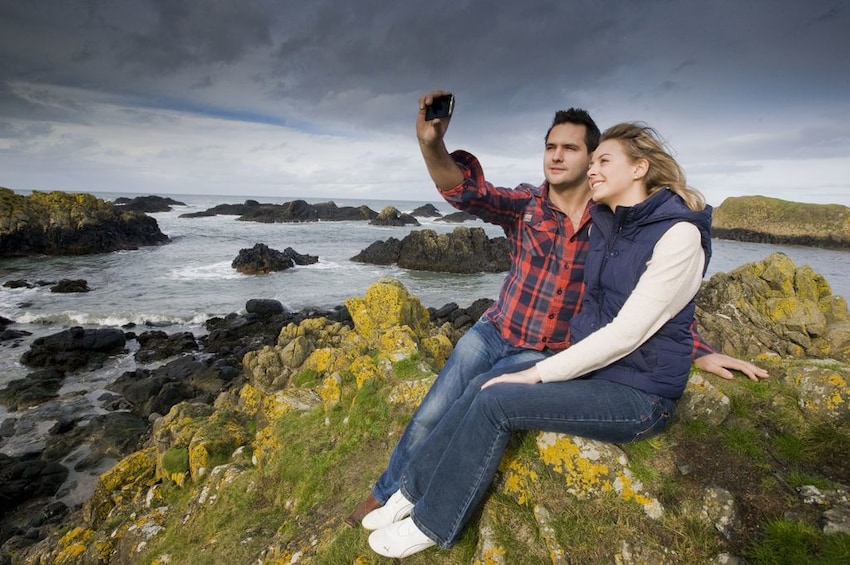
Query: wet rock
0 369 65 411
49 279 90 293
232 243 318 274
134 330 199 363
245 299 285 316
0 453 68 516
20 327 127 372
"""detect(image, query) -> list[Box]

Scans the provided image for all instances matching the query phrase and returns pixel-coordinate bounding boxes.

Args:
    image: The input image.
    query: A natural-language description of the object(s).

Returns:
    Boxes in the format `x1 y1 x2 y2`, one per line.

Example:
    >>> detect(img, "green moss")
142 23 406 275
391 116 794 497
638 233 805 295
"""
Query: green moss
161 447 190 475
290 368 321 388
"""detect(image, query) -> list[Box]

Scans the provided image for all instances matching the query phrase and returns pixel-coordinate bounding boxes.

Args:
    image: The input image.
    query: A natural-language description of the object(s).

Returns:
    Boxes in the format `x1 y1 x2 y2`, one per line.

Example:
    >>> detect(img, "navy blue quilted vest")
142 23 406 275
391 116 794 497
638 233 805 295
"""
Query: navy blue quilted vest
569 189 712 399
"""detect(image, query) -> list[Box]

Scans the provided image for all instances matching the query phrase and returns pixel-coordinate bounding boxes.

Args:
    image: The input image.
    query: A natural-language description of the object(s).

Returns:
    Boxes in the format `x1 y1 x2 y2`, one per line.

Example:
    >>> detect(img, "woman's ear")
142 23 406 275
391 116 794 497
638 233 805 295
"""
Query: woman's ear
633 158 649 180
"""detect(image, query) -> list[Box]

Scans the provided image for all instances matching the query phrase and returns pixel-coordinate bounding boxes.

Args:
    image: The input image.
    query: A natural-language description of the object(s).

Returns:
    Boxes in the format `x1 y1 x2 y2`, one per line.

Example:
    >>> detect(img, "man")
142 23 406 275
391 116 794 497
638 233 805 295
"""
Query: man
347 91 768 526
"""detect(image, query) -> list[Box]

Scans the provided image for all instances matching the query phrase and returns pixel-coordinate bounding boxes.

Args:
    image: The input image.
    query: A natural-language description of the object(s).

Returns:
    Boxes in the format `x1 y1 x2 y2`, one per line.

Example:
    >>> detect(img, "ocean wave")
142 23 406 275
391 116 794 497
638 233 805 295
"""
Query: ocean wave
13 310 210 328
168 261 242 281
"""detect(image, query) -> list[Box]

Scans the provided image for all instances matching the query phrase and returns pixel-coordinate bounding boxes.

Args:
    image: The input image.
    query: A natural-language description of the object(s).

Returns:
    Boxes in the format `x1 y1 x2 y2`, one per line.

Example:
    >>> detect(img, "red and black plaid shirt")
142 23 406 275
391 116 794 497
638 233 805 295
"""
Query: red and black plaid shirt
441 150 714 357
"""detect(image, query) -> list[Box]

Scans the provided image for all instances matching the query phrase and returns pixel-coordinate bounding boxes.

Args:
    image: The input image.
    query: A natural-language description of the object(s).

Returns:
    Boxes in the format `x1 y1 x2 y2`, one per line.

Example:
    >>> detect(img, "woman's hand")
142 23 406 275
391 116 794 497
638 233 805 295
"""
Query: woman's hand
694 353 769 381
481 366 542 389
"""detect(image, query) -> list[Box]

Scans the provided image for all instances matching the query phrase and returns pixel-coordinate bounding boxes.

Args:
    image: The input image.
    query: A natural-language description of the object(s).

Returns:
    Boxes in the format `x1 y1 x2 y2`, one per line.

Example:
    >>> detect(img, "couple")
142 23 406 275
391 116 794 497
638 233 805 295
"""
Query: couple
350 91 768 558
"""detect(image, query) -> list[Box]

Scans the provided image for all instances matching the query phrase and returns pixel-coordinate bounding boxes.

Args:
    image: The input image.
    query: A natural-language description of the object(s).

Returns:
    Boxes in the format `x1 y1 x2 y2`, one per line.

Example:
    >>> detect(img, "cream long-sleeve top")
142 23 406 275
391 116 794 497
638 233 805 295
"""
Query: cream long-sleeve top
535 222 705 383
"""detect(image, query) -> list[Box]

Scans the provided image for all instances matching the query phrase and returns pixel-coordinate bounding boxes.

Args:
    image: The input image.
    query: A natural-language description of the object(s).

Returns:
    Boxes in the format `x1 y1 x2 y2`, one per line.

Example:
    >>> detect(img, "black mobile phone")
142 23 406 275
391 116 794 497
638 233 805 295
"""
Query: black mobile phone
425 94 454 121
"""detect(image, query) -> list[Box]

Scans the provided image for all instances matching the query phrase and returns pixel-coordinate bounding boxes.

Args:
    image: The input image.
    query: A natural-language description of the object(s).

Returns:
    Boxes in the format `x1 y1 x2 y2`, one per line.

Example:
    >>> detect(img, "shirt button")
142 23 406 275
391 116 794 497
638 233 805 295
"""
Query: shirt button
548 314 555 320
563 262 569 269
541 336 548 342
556 288 563 295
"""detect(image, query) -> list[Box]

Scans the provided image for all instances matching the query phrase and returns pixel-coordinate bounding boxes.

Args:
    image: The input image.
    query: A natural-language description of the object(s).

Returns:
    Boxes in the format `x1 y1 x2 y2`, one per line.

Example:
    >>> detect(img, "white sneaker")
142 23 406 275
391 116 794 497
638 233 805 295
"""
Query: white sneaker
368 516 436 558
361 489 414 530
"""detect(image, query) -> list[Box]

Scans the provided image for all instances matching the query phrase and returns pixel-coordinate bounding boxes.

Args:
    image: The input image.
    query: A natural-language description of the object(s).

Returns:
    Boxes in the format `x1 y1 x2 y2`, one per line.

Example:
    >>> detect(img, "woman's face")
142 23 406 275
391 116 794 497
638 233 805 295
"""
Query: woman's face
587 139 646 209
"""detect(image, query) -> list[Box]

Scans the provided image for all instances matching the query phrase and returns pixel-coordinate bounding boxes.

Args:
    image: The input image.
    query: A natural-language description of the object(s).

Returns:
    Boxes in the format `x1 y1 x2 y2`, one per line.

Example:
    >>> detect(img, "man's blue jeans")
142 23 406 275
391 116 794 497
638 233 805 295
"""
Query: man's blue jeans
399 362 677 548
371 318 548 503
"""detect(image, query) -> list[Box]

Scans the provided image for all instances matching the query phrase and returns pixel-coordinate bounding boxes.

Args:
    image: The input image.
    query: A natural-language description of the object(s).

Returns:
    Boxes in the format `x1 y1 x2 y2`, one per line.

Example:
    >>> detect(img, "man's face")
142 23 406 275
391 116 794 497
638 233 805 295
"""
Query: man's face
543 123 591 190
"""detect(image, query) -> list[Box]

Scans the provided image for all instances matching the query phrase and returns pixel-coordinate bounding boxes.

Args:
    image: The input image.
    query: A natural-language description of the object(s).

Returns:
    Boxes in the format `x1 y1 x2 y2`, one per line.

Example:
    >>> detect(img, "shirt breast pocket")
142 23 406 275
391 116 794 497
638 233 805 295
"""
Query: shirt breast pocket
521 215 558 258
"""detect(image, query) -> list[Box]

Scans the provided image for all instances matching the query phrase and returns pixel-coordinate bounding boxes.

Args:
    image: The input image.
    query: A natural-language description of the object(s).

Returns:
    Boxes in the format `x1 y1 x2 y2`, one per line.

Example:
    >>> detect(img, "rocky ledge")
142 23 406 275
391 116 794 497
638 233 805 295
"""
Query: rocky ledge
0 188 169 257
2 253 849 564
712 195 850 249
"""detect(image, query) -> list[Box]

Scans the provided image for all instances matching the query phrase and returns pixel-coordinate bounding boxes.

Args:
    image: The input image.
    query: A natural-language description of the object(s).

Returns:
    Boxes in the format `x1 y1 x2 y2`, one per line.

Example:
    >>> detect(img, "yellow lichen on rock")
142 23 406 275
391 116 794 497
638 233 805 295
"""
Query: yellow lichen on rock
388 376 435 408
85 447 158 527
421 333 454 368
498 456 540 505
345 278 430 345
318 373 342 407
349 354 380 388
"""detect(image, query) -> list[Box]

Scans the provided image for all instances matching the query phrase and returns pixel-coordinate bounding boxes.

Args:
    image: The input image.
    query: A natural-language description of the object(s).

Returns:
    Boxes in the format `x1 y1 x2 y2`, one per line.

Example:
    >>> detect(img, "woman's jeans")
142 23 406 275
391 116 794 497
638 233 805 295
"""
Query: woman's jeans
371 318 549 503
400 363 677 548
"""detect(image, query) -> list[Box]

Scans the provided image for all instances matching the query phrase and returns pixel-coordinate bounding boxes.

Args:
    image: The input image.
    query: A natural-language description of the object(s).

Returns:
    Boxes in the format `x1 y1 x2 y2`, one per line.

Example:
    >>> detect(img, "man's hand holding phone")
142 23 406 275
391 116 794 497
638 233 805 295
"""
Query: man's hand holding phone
417 90 454 147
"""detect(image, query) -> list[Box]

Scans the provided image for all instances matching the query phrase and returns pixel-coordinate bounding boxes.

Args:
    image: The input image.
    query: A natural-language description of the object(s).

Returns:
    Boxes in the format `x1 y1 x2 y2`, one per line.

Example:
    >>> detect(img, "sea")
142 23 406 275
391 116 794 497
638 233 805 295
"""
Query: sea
2 192 849 505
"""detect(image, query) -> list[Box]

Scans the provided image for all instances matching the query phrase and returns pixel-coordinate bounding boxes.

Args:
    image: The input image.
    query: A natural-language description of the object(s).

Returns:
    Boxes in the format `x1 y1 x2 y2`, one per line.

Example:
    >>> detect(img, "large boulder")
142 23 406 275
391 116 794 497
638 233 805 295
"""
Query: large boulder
411 203 443 217
695 252 850 361
0 188 169 257
351 227 510 273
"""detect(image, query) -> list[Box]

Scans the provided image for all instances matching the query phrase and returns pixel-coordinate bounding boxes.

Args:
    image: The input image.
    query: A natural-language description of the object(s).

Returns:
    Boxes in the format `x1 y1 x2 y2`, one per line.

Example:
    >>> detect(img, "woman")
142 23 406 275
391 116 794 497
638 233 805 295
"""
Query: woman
366 123 713 558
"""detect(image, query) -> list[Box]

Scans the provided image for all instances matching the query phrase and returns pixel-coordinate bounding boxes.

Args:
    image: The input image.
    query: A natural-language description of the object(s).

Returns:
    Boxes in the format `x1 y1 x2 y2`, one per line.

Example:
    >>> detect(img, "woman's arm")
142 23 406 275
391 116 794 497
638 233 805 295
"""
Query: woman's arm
483 222 704 388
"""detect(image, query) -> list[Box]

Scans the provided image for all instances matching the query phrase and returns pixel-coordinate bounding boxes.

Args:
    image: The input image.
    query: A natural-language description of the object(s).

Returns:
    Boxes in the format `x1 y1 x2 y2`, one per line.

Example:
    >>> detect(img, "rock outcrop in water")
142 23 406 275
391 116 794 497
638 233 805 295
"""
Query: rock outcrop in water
3 255 850 564
231 243 319 274
351 226 510 273
180 199 379 223
0 188 169 257
113 195 186 213
712 195 850 249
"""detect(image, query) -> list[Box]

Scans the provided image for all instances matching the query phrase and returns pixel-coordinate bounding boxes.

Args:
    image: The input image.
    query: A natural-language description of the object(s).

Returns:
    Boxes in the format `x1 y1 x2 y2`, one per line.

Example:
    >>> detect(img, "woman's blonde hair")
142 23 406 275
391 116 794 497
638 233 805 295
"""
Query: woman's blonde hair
600 123 706 211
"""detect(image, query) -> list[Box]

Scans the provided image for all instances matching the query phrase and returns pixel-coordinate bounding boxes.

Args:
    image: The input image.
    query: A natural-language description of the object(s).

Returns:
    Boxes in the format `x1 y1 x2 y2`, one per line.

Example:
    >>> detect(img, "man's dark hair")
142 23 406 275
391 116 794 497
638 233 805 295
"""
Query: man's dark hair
545 108 600 153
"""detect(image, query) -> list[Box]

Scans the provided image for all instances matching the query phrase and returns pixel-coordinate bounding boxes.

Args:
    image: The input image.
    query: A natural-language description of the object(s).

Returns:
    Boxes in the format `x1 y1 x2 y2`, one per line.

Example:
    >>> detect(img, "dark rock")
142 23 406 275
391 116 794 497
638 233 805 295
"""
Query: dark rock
232 243 318 274
352 227 510 274
43 412 148 470
107 355 241 420
246 299 286 316
20 327 127 371
0 188 169 258
50 279 90 293
113 195 185 213
411 204 443 217
134 330 199 363
350 237 403 265
0 419 16 438
436 211 479 223
0 369 65 411
0 453 68 516
370 206 420 227
3 280 32 289
0 329 32 343
180 199 379 223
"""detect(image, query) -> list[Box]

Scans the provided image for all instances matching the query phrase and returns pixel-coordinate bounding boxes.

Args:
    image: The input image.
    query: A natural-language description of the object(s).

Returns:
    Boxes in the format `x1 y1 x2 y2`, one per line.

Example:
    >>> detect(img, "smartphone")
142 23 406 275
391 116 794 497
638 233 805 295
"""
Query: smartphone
425 94 454 121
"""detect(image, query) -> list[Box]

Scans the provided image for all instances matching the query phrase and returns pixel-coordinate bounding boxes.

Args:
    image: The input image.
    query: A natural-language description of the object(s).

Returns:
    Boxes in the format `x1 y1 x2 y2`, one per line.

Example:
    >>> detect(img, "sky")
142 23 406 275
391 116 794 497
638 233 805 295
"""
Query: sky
1 0 848 207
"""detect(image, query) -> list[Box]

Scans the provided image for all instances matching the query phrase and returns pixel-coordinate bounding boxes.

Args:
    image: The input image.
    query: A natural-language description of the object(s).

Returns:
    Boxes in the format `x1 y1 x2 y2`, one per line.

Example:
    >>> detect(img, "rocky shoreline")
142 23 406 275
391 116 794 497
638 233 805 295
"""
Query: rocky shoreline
0 253 848 563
